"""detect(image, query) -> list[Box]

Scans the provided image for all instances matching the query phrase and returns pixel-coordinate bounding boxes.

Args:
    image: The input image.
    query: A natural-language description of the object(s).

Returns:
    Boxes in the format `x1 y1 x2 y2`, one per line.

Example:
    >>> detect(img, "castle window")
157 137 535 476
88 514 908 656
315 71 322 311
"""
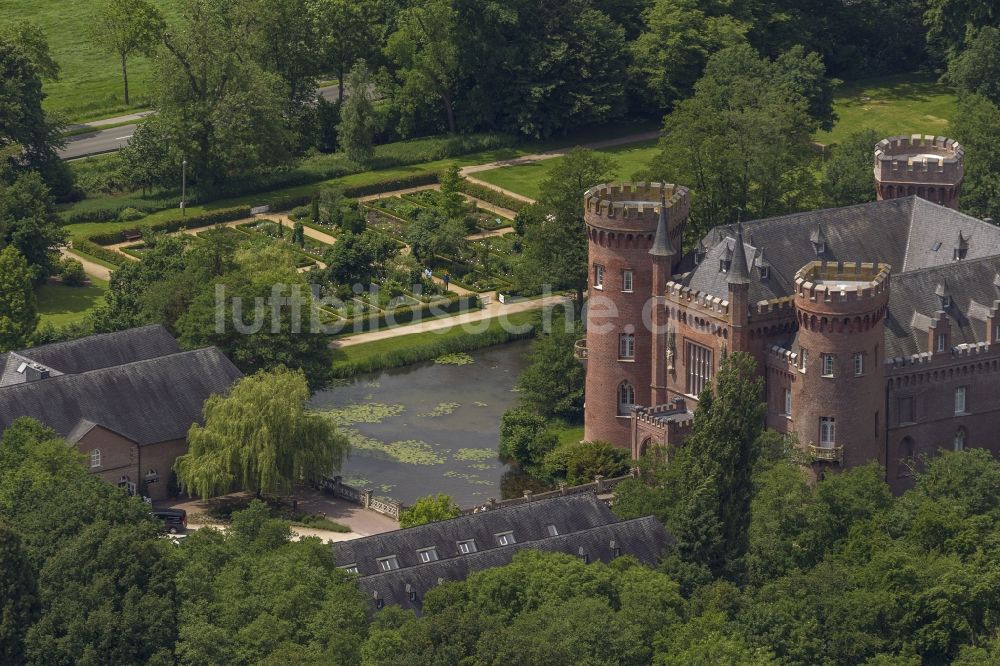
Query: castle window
954 428 966 451
622 269 633 293
719 258 730 273
417 547 439 563
618 382 635 416
594 264 604 290
457 539 477 554
954 248 968 261
853 352 864 376
377 556 399 572
819 417 836 447
995 324 1000 343
799 349 808 372
898 437 915 478
936 334 947 352
685 342 713 397
955 386 967 414
822 354 835 377
783 388 792 416
619 333 635 359
758 265 769 280
90 449 101 468
898 396 914 424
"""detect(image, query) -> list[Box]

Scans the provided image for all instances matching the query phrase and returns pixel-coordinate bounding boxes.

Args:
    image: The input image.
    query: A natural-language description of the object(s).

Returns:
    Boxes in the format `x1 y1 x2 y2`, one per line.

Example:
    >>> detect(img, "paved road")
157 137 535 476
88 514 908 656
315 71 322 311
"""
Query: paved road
60 85 343 160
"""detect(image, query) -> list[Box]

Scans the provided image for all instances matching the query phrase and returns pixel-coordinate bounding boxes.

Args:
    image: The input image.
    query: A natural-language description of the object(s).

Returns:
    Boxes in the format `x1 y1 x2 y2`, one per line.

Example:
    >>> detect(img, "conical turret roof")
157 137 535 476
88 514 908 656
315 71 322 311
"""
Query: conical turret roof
649 189 676 257
727 221 751 285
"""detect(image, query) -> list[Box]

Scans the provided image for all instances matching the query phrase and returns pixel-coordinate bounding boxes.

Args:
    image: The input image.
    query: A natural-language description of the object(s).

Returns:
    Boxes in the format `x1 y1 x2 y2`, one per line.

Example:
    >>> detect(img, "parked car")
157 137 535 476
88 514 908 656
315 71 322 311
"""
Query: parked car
151 508 187 534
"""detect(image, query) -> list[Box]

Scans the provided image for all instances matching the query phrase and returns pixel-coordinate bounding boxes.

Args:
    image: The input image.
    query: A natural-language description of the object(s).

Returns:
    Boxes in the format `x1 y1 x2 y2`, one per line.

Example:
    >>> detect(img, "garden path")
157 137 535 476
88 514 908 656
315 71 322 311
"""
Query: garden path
332 293 571 348
465 227 514 241
61 247 111 282
458 129 661 203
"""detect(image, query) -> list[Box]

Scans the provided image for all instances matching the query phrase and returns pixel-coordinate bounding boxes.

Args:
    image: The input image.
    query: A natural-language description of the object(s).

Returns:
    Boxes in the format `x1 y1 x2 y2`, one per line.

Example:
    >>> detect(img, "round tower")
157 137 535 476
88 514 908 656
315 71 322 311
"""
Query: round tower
581 182 690 448
874 135 964 209
791 261 890 472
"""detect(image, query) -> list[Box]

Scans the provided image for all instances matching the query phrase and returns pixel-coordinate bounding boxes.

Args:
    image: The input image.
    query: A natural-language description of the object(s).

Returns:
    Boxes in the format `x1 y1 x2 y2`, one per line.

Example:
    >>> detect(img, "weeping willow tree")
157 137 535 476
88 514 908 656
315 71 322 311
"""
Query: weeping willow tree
175 367 349 499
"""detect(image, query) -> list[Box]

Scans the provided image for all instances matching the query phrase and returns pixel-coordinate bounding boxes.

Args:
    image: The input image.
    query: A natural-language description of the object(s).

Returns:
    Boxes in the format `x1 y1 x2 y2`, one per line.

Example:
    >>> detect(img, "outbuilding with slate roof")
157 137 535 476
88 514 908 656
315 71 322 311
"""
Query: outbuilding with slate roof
0 326 242 499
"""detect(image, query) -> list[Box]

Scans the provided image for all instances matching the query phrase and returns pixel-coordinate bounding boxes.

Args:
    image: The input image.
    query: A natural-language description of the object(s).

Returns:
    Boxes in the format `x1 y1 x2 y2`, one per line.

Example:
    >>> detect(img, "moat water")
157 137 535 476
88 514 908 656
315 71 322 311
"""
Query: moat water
310 341 533 507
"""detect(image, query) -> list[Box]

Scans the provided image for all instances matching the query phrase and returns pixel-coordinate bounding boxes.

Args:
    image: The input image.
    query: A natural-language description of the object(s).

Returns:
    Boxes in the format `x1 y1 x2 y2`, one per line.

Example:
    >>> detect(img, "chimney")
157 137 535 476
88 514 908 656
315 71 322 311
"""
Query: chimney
17 361 51 382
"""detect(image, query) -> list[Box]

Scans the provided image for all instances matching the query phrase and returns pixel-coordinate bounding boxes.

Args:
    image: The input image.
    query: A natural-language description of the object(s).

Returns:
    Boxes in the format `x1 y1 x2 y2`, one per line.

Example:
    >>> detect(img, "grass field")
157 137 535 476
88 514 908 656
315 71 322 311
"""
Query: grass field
36 279 107 328
472 140 660 201
1 0 179 122
815 72 957 146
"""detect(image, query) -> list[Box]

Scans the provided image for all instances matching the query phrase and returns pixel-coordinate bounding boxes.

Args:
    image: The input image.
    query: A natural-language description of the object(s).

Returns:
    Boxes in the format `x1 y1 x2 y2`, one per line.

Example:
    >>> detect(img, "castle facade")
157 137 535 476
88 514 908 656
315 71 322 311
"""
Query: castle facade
579 135 1000 491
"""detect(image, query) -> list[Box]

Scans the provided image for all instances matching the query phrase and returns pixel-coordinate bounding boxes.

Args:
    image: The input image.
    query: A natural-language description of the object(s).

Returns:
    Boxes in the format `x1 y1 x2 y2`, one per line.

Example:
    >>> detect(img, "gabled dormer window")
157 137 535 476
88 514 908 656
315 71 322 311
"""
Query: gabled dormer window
457 539 477 554
719 258 730 273
495 531 515 546
377 555 399 572
417 547 438 563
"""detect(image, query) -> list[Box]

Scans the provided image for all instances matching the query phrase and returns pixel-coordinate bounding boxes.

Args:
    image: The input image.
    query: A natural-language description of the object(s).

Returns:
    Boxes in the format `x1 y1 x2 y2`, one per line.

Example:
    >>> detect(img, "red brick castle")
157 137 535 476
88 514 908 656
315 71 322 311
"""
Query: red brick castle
579 135 1000 491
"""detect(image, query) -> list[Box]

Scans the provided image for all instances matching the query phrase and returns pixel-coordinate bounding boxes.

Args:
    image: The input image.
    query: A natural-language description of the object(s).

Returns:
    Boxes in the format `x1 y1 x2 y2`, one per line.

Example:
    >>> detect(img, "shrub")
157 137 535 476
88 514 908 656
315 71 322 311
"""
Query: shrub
399 494 462 528
499 408 559 475
342 172 440 199
117 207 145 222
73 239 128 267
58 258 87 286
288 205 311 221
542 441 629 485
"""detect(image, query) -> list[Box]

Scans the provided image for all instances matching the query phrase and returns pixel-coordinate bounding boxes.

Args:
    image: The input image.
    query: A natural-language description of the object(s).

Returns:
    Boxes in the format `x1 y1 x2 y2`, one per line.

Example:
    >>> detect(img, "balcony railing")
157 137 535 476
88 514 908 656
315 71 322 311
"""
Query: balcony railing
574 339 588 360
807 444 844 462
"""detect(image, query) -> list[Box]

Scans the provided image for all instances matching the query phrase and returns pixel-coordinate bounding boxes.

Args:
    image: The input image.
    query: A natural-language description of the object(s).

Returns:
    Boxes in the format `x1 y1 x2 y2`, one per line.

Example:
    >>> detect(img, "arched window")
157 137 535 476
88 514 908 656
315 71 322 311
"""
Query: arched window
618 382 635 416
954 428 967 452
90 449 101 468
897 437 915 478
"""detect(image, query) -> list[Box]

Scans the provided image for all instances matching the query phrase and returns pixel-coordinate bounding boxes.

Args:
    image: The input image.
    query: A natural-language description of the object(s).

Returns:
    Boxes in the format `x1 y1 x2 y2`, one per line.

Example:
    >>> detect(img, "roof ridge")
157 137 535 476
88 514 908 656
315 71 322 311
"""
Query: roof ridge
337 493 611 547
14 324 169 356
0 346 233 395
356 515 660 580
892 253 1000 279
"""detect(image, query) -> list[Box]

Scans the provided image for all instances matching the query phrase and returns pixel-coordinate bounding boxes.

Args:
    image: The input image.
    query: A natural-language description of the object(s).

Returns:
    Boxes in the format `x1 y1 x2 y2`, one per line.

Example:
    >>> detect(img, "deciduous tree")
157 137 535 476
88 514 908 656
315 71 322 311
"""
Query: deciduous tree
400 493 462 528
0 247 38 352
0 170 66 279
337 60 379 164
90 0 165 105
515 320 585 422
821 128 880 207
176 367 350 499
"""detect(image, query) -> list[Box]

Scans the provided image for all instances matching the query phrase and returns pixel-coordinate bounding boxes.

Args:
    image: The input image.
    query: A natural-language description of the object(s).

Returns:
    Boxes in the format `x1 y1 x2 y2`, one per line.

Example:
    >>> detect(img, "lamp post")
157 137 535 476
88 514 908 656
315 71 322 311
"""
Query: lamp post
181 159 187 216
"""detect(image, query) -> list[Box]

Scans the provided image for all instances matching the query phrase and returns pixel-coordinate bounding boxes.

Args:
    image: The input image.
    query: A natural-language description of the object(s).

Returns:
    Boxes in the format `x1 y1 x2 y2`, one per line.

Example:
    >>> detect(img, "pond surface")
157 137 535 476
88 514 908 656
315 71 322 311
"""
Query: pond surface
310 341 532 507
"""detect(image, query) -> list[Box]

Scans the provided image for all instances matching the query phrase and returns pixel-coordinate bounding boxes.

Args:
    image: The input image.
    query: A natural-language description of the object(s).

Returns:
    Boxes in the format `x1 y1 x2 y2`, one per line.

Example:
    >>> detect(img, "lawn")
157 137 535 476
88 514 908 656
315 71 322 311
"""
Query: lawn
331 309 541 377
1 0 180 122
472 139 660 200
814 72 957 146
35 280 107 328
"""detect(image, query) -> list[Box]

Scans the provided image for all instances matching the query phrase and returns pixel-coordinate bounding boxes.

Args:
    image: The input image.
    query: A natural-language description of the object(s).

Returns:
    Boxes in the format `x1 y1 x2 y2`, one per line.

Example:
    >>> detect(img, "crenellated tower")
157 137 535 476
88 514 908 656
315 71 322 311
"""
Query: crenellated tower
874 135 964 209
791 261 890 470
579 182 690 448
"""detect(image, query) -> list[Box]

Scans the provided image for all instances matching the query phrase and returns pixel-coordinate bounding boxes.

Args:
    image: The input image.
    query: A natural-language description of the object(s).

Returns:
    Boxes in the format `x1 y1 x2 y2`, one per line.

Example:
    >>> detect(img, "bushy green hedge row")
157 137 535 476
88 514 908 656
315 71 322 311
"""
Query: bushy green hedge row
335 294 478 334
330 320 535 378
88 206 253 245
454 179 529 211
73 239 130 267
343 172 440 198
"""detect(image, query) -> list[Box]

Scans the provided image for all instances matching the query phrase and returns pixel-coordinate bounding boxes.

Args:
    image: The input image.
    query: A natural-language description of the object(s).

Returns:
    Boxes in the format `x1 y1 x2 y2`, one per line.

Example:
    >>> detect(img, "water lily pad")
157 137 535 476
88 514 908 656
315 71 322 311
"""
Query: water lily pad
435 352 474 365
473 401 488 407
344 429 446 465
321 403 406 427
419 402 461 417
443 470 494 486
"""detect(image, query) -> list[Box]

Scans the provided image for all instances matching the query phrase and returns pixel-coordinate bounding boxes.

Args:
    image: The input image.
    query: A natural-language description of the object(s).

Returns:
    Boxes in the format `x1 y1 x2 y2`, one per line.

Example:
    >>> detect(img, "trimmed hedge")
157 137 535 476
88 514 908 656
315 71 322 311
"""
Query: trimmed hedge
454 179 529 212
343 172 439 198
89 206 253 245
332 294 478 334
74 239 130 267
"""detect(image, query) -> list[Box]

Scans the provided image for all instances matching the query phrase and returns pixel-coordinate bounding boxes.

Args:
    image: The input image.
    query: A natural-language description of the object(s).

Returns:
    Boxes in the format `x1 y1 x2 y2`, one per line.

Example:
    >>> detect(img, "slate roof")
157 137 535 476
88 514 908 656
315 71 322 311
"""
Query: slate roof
0 325 181 388
0 347 242 445
356 516 672 614
672 197 1000 358
331 493 619 576
884 256 1000 357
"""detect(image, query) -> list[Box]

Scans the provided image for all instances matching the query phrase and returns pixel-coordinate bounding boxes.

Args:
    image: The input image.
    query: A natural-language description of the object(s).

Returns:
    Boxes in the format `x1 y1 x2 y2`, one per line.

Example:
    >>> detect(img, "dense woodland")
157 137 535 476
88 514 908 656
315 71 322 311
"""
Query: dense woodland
4 1 1000 663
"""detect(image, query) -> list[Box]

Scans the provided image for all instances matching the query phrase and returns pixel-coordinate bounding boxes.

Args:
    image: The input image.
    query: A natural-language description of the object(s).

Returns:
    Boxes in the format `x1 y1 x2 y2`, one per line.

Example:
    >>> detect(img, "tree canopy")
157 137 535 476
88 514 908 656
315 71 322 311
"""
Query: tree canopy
175 367 350 499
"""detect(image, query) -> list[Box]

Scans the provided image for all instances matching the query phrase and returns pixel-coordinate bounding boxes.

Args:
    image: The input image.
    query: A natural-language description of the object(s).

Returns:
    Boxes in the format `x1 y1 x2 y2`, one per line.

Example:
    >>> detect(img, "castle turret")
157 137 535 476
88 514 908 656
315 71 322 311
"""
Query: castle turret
727 222 751 353
791 261 890 471
874 135 963 209
581 182 690 448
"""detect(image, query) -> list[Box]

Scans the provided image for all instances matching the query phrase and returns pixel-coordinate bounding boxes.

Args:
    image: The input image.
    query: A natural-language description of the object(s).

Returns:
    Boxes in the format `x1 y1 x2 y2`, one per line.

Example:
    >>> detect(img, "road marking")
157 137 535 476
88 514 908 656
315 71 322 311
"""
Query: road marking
115 135 133 140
